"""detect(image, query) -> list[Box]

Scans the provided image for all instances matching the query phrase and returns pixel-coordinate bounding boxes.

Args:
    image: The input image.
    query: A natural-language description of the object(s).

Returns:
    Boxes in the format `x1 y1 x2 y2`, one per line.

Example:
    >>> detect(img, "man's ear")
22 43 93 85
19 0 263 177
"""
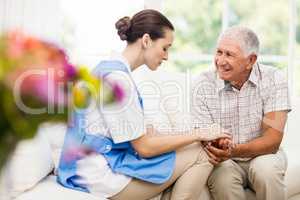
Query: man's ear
246 54 257 69
141 33 152 49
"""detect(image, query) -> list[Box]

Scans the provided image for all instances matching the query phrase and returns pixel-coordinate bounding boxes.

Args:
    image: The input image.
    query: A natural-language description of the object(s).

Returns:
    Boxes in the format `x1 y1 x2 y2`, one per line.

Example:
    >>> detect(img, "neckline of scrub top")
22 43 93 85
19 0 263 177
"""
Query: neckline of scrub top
109 51 132 73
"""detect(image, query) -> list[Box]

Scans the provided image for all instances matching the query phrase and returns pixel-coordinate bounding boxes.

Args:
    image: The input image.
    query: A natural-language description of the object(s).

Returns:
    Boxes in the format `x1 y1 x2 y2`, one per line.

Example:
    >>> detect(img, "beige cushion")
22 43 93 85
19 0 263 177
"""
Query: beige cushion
285 147 300 197
133 67 192 132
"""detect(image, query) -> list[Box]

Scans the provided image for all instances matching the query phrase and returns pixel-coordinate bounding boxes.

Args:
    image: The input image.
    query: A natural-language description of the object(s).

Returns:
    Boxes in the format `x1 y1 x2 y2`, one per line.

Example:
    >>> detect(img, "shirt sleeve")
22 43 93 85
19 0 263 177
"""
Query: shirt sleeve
101 71 145 143
263 70 292 114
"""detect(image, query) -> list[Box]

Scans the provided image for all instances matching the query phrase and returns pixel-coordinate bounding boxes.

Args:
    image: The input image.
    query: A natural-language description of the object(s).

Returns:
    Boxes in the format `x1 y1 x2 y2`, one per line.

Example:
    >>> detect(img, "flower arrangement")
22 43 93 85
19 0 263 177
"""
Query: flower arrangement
0 31 124 169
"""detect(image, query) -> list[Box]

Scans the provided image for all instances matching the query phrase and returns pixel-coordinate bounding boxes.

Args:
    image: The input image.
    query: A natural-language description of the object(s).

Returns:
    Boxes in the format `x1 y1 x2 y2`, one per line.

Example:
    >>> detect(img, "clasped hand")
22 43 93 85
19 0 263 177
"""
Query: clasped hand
192 126 235 165
203 137 235 165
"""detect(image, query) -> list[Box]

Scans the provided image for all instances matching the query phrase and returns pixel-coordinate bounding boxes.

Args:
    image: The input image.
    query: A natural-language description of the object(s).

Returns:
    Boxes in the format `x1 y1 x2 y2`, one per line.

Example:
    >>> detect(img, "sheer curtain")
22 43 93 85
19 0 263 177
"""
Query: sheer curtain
0 0 62 43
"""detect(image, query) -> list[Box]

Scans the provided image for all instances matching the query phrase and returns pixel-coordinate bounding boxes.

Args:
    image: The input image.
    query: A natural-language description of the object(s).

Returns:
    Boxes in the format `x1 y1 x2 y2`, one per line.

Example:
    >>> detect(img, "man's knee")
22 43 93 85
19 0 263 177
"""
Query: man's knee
248 154 286 186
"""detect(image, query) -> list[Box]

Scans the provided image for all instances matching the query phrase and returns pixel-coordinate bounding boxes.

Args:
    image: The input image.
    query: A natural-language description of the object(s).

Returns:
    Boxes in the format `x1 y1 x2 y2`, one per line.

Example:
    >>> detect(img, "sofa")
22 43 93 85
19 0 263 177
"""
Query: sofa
1 66 299 200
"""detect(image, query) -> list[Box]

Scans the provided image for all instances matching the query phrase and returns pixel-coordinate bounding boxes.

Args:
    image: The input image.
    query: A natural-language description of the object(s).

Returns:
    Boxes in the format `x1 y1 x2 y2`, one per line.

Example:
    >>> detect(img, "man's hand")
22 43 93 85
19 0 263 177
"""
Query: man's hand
203 138 235 165
202 137 234 149
217 138 234 149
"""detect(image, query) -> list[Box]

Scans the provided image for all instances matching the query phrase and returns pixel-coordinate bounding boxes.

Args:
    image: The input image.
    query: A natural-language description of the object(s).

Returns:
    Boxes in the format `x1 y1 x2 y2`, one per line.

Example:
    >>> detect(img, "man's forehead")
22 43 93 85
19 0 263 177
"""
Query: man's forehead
217 37 243 52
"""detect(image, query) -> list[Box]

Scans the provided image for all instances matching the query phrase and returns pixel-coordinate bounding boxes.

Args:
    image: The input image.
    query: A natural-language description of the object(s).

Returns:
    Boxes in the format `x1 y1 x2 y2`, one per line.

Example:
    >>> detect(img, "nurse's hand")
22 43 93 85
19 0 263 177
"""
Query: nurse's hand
192 124 231 142
195 131 231 142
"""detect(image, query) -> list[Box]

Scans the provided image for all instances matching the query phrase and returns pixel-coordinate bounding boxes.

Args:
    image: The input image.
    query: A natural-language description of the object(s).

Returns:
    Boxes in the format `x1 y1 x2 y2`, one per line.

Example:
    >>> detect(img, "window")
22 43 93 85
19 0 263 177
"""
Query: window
228 0 289 56
228 0 289 70
163 0 222 73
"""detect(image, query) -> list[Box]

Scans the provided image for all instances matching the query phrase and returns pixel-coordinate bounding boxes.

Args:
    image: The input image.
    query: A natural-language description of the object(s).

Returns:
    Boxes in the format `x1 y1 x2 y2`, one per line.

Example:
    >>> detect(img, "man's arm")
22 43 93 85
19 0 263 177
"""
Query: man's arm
205 111 288 165
231 111 287 158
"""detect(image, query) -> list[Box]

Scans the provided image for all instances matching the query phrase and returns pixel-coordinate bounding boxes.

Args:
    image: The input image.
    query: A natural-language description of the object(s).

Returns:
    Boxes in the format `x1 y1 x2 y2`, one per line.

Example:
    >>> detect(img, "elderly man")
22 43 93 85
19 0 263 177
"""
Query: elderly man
191 26 291 200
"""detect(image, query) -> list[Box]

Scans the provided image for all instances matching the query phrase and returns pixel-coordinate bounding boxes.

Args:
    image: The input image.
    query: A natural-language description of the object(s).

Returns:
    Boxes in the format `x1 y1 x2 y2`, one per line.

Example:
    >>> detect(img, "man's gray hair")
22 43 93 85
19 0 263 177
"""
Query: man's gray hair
218 26 260 56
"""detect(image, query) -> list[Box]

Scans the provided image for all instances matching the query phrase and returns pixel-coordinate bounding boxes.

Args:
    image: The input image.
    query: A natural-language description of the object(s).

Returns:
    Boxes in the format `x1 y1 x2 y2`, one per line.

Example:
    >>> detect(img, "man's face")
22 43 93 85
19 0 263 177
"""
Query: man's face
214 37 252 83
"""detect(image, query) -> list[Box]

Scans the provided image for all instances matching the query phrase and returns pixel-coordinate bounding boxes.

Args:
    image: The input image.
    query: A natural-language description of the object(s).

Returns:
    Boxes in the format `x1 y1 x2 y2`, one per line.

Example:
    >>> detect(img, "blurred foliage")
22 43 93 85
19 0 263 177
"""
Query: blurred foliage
163 0 221 73
165 0 222 55
228 0 289 55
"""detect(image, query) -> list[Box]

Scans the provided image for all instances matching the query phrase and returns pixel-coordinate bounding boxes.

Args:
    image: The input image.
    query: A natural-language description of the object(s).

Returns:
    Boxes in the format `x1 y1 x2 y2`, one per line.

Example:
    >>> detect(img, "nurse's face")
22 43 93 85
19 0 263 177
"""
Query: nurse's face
144 28 174 71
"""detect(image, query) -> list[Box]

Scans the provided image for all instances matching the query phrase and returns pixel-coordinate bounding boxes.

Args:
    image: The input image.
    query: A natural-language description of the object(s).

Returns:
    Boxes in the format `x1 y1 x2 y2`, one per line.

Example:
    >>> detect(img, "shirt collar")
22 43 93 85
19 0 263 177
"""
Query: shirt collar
215 63 260 91
248 63 260 86
215 71 231 91
109 51 132 73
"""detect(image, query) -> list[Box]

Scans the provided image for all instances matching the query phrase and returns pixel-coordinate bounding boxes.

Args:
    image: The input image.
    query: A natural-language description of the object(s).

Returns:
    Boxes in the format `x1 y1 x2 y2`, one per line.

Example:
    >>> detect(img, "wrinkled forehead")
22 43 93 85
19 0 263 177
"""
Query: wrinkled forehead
216 36 243 53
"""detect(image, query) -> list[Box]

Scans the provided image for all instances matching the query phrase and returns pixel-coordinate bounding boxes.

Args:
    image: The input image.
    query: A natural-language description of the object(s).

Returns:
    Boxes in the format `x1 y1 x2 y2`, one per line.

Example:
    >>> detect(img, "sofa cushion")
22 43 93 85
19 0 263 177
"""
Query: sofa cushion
0 126 54 199
15 175 104 200
133 66 192 132
41 122 67 175
285 147 300 197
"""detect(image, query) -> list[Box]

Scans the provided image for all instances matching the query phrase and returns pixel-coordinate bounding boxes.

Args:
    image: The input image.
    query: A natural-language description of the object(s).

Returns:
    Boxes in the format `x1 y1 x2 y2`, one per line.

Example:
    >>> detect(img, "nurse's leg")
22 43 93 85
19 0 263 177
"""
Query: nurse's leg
169 144 213 200
110 143 212 200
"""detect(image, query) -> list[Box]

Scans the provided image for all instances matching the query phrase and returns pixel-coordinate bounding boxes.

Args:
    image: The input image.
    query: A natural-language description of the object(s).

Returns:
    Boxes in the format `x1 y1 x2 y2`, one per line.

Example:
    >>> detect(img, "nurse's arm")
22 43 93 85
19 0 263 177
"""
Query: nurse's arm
131 128 229 158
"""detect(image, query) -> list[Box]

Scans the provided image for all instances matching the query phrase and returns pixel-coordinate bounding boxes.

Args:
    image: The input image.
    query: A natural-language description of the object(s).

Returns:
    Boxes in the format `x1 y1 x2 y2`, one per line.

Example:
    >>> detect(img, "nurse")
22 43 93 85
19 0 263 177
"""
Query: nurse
58 9 229 200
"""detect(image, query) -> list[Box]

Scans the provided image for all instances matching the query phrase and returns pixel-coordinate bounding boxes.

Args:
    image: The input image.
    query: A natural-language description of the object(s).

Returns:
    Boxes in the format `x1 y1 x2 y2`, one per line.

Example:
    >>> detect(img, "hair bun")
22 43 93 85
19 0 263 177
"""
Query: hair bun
115 16 131 41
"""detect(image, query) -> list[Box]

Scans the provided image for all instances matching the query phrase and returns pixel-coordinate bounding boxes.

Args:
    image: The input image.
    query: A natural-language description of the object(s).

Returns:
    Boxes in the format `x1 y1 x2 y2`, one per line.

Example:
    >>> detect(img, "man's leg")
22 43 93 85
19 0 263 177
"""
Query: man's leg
208 159 247 200
248 149 288 200
110 143 213 200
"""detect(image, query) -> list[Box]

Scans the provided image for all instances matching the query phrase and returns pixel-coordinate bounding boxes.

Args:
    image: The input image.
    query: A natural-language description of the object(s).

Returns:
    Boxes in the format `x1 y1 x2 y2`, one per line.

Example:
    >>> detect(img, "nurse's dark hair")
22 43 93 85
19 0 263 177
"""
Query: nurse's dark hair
115 9 174 43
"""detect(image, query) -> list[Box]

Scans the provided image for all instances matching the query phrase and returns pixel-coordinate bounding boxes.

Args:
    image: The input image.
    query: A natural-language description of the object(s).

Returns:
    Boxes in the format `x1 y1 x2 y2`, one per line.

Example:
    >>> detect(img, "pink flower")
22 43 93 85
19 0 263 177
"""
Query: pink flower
2 31 79 107
63 61 77 79
112 82 125 103
62 145 94 163
6 31 27 59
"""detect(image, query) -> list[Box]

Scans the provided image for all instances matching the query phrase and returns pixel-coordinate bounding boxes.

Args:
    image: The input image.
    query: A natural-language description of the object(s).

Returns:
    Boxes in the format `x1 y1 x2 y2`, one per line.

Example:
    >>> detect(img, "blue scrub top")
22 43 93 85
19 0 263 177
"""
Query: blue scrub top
57 60 176 193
